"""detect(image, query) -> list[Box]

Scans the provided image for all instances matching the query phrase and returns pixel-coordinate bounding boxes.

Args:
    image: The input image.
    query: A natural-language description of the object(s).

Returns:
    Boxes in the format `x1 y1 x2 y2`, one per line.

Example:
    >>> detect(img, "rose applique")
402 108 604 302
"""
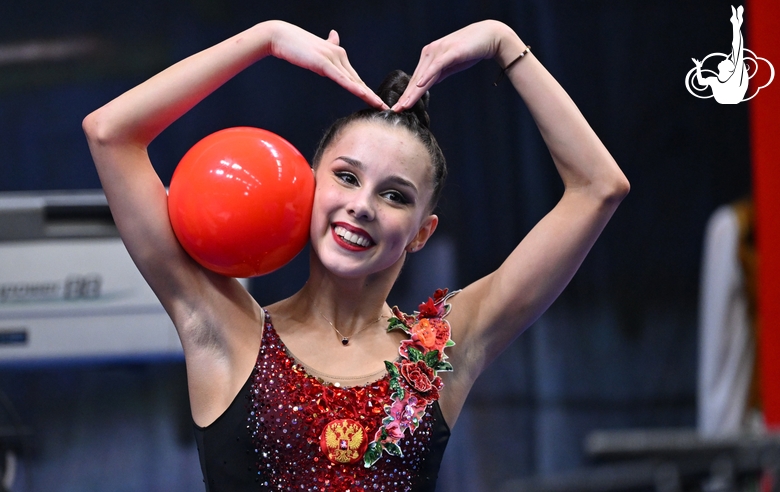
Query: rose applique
363 289 459 468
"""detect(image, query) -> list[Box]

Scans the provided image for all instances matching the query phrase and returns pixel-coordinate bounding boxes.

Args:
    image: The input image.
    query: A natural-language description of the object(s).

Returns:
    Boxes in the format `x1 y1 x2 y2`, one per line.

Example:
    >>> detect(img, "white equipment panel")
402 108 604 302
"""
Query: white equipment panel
0 238 182 360
0 191 247 362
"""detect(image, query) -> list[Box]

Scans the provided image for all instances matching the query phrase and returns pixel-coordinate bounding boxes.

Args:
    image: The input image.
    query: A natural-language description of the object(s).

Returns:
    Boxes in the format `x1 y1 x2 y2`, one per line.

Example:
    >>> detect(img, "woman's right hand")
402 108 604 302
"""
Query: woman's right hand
267 21 387 109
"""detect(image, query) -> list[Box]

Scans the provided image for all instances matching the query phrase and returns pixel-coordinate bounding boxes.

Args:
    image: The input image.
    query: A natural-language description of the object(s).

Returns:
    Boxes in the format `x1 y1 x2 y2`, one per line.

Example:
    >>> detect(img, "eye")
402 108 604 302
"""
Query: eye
335 171 359 186
381 190 409 205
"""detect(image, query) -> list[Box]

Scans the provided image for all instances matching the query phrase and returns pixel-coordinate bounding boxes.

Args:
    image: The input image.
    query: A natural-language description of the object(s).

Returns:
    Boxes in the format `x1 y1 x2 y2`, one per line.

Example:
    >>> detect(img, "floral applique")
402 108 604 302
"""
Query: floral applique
362 288 459 467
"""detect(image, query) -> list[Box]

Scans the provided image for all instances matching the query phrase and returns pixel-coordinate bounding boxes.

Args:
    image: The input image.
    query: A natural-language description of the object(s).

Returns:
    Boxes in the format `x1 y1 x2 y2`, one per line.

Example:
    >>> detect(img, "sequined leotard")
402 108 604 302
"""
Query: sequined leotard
194 302 453 492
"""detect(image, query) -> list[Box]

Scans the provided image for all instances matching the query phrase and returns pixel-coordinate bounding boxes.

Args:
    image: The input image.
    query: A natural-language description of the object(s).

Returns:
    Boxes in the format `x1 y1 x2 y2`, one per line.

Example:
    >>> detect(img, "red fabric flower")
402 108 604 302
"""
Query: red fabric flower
409 318 451 353
398 339 426 359
391 306 416 329
417 297 442 318
396 360 443 400
416 289 451 318
400 360 434 392
382 419 406 440
385 394 429 436
432 288 449 303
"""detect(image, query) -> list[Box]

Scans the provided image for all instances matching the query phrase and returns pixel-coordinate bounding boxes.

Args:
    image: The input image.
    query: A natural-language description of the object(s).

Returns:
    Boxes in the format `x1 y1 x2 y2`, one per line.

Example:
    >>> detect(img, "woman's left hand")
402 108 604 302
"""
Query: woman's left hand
392 20 524 111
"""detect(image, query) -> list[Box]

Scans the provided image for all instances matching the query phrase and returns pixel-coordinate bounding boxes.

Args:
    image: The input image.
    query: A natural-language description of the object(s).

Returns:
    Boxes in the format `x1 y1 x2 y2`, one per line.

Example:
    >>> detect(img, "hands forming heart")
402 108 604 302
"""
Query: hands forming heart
269 20 527 113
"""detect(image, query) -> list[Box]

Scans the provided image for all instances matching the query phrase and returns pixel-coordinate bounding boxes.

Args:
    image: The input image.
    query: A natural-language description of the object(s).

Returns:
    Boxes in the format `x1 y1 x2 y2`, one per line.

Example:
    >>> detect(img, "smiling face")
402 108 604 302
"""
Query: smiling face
310 121 438 279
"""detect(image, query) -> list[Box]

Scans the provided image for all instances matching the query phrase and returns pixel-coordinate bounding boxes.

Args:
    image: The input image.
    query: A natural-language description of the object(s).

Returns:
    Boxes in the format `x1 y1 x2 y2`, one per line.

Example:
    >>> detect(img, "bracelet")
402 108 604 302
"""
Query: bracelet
493 45 531 86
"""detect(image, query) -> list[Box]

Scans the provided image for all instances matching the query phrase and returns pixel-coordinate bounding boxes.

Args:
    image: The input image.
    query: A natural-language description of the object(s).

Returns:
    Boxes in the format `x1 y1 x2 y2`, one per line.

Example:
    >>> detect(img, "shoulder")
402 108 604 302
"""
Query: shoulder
184 282 266 426
174 273 262 349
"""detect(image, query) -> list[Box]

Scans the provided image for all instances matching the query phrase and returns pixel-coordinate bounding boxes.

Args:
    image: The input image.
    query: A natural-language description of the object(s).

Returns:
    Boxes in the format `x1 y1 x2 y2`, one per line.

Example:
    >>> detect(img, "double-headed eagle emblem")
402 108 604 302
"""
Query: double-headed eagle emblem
320 419 368 464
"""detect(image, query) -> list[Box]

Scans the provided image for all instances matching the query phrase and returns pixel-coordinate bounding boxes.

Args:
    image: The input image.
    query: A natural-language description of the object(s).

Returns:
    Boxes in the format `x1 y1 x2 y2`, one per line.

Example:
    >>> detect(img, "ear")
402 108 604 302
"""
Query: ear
406 214 438 253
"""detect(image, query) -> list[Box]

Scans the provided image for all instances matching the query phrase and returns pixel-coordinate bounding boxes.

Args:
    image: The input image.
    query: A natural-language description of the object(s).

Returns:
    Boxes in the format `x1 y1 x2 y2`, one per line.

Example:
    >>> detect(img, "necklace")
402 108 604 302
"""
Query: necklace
313 308 385 346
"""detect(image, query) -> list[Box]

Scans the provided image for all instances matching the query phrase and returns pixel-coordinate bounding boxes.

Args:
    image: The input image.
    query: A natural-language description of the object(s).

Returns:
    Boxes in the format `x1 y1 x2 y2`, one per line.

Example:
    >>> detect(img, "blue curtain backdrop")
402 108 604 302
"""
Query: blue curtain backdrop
0 0 751 490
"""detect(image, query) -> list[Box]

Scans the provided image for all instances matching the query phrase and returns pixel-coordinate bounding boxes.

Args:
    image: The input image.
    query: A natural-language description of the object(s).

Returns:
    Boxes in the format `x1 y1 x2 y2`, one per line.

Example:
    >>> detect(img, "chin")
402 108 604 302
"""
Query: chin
315 246 404 280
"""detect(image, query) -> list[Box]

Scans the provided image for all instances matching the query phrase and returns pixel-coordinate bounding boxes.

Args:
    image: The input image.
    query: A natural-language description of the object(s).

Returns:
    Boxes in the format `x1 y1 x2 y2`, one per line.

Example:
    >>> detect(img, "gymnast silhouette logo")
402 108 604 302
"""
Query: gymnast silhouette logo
685 5 774 104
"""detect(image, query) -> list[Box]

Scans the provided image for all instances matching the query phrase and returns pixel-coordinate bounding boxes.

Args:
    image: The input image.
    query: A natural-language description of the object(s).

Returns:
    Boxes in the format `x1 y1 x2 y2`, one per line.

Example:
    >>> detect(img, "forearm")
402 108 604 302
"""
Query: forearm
84 21 276 147
497 25 628 200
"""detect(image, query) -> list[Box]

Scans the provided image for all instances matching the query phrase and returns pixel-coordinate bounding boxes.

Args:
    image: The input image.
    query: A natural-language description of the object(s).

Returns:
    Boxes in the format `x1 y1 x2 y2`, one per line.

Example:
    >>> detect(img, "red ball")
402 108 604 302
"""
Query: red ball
168 127 314 277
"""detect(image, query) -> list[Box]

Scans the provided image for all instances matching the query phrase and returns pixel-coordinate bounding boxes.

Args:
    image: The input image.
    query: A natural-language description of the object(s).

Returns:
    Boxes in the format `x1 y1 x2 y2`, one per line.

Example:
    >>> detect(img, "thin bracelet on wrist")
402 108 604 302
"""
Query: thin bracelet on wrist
493 45 531 86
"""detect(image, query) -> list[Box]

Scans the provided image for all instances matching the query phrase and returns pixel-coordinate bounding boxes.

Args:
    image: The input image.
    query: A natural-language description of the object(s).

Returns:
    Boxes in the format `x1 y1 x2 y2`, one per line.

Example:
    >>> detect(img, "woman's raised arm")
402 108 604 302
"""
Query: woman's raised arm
83 21 383 328
396 21 629 412
82 22 384 421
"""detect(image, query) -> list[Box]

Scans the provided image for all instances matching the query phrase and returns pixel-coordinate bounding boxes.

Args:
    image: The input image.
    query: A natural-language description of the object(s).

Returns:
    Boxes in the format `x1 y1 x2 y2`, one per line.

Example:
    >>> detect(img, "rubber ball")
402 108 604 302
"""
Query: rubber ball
168 127 314 277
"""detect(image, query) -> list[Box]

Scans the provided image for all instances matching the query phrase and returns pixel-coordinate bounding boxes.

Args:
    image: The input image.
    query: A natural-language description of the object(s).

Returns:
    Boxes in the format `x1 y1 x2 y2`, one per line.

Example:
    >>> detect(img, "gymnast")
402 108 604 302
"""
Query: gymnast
83 19 629 491
692 5 748 104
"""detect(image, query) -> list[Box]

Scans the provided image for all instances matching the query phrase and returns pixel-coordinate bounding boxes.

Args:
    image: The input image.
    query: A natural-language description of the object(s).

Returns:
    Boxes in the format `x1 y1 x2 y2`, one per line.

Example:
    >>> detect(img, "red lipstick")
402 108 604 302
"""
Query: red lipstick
331 222 375 252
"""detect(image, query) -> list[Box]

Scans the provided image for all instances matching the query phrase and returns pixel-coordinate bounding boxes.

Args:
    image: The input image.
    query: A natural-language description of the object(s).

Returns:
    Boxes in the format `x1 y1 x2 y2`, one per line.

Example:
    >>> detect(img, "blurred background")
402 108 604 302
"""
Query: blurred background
0 0 774 490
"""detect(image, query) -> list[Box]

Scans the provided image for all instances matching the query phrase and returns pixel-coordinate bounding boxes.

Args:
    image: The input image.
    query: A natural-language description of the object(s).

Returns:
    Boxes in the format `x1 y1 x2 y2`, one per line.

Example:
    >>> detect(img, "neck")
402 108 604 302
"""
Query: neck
296 250 404 336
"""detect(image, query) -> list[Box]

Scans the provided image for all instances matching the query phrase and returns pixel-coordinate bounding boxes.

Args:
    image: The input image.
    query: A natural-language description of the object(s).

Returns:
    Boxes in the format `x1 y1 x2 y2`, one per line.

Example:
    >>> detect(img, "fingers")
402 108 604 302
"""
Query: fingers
391 82 433 112
322 63 379 107
390 30 485 112
335 71 387 109
327 29 340 46
321 29 387 109
270 24 385 109
336 58 387 109
391 54 469 111
392 49 439 111
329 52 387 109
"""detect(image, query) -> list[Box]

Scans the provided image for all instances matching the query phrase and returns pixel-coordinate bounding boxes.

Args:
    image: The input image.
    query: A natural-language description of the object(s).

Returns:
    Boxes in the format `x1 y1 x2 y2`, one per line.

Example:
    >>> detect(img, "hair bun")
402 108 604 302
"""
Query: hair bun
377 70 431 129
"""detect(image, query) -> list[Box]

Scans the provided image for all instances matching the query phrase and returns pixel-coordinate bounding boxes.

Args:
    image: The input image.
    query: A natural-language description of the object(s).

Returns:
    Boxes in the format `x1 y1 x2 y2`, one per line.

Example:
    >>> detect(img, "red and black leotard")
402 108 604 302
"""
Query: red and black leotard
194 307 452 492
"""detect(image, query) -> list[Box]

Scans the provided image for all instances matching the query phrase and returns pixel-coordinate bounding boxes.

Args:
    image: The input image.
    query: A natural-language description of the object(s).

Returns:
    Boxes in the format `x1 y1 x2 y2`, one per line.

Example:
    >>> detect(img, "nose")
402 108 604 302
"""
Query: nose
346 191 376 222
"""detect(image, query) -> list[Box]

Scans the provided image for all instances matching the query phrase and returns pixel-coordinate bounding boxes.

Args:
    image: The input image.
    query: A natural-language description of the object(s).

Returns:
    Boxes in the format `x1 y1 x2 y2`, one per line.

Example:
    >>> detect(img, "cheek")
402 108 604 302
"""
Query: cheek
378 211 421 247
311 182 340 217
309 190 333 237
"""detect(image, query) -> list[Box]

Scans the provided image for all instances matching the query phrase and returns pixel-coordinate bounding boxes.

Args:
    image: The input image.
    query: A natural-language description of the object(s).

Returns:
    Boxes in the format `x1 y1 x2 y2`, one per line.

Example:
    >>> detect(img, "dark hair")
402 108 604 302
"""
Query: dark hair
312 70 447 212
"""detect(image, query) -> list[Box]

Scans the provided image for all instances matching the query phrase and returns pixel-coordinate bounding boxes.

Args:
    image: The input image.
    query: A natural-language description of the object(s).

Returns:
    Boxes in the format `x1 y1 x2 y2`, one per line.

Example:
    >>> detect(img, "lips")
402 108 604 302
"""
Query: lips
332 222 375 251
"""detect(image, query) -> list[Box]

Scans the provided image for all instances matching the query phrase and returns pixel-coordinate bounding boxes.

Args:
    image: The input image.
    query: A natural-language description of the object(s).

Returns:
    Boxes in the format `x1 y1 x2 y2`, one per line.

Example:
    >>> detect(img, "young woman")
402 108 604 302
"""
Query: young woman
83 19 628 492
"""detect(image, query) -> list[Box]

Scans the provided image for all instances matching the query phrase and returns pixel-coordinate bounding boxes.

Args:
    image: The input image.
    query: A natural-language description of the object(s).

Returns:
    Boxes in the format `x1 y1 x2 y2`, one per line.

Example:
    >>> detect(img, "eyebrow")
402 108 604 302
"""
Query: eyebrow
335 156 419 194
